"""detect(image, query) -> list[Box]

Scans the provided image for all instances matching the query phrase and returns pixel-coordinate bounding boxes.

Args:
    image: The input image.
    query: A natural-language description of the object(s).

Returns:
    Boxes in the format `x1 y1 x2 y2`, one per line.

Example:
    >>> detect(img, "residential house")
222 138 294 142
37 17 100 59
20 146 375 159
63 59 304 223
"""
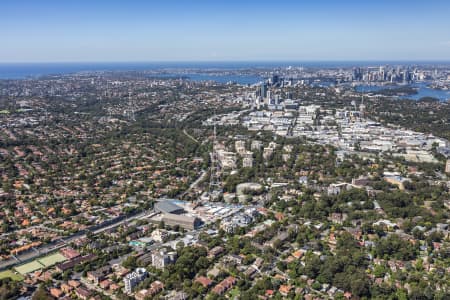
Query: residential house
195 276 213 288
75 287 92 300
87 265 111 284
212 276 237 295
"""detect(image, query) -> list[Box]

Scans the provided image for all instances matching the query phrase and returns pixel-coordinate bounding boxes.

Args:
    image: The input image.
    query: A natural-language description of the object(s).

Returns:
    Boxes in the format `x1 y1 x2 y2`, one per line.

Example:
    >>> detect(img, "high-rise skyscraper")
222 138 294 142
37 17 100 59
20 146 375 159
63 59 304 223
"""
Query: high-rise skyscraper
271 74 280 86
260 83 267 99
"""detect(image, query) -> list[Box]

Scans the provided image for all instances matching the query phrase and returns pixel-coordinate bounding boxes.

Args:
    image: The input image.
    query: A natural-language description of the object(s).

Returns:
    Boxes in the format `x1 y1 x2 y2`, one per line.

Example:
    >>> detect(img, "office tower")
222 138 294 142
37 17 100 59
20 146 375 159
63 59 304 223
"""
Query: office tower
379 66 385 81
271 74 280 85
260 83 267 99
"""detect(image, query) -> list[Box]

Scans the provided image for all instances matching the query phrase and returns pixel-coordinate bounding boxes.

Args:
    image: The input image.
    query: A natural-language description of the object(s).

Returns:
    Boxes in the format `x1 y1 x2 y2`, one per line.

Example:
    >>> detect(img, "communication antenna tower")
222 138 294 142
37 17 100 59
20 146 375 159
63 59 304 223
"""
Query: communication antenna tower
209 111 222 199
127 91 136 121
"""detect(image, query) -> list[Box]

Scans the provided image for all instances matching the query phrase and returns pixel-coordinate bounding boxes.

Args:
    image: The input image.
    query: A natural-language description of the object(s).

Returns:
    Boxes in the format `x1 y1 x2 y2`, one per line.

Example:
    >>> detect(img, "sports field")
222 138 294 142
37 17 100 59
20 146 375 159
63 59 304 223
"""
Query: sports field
14 261 44 275
12 252 68 275
0 270 24 281
38 252 67 267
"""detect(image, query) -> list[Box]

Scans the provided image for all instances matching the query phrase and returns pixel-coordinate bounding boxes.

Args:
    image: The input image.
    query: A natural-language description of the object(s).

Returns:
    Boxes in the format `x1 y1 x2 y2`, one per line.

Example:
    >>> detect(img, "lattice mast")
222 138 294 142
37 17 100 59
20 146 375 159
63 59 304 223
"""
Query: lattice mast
209 112 221 194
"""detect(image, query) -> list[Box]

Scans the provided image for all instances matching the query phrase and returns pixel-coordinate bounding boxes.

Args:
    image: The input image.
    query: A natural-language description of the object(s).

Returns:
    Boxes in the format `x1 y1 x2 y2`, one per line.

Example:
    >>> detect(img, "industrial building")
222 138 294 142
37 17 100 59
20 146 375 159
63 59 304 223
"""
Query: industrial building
155 199 185 214
162 213 201 230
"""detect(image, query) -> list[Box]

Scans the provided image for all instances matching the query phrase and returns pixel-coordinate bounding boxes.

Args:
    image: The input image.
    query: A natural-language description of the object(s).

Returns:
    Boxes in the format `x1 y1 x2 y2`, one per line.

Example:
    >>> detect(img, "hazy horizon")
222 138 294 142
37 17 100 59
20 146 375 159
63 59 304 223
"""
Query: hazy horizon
2 60 450 65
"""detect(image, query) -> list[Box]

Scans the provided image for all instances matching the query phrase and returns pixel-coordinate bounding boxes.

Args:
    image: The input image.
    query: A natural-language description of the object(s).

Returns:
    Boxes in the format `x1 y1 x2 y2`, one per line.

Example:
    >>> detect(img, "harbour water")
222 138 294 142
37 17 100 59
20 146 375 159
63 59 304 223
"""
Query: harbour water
356 83 450 101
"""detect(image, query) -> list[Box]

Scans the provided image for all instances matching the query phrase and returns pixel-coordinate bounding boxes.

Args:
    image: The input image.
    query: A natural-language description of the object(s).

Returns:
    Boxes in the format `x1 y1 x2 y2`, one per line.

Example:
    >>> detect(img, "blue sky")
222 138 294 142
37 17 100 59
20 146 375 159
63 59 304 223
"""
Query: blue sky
1 0 450 62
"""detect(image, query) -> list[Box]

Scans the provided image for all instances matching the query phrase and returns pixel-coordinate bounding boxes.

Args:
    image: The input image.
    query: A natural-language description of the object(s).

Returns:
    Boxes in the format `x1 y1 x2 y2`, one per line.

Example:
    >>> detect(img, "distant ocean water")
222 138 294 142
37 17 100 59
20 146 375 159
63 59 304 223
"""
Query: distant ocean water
0 62 269 84
0 62 189 79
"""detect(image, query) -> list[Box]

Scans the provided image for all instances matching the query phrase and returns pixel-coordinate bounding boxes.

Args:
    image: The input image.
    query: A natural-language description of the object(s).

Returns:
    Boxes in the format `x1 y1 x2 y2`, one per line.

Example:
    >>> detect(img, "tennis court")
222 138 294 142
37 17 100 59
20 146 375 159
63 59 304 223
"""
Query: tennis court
0 270 24 281
38 252 67 267
14 261 44 275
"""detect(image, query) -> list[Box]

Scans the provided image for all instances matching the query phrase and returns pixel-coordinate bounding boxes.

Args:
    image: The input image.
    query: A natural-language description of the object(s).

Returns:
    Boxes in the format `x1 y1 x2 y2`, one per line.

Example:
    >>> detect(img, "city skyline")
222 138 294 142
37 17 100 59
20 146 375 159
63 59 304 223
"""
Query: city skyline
1 0 450 62
2 3 450 297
